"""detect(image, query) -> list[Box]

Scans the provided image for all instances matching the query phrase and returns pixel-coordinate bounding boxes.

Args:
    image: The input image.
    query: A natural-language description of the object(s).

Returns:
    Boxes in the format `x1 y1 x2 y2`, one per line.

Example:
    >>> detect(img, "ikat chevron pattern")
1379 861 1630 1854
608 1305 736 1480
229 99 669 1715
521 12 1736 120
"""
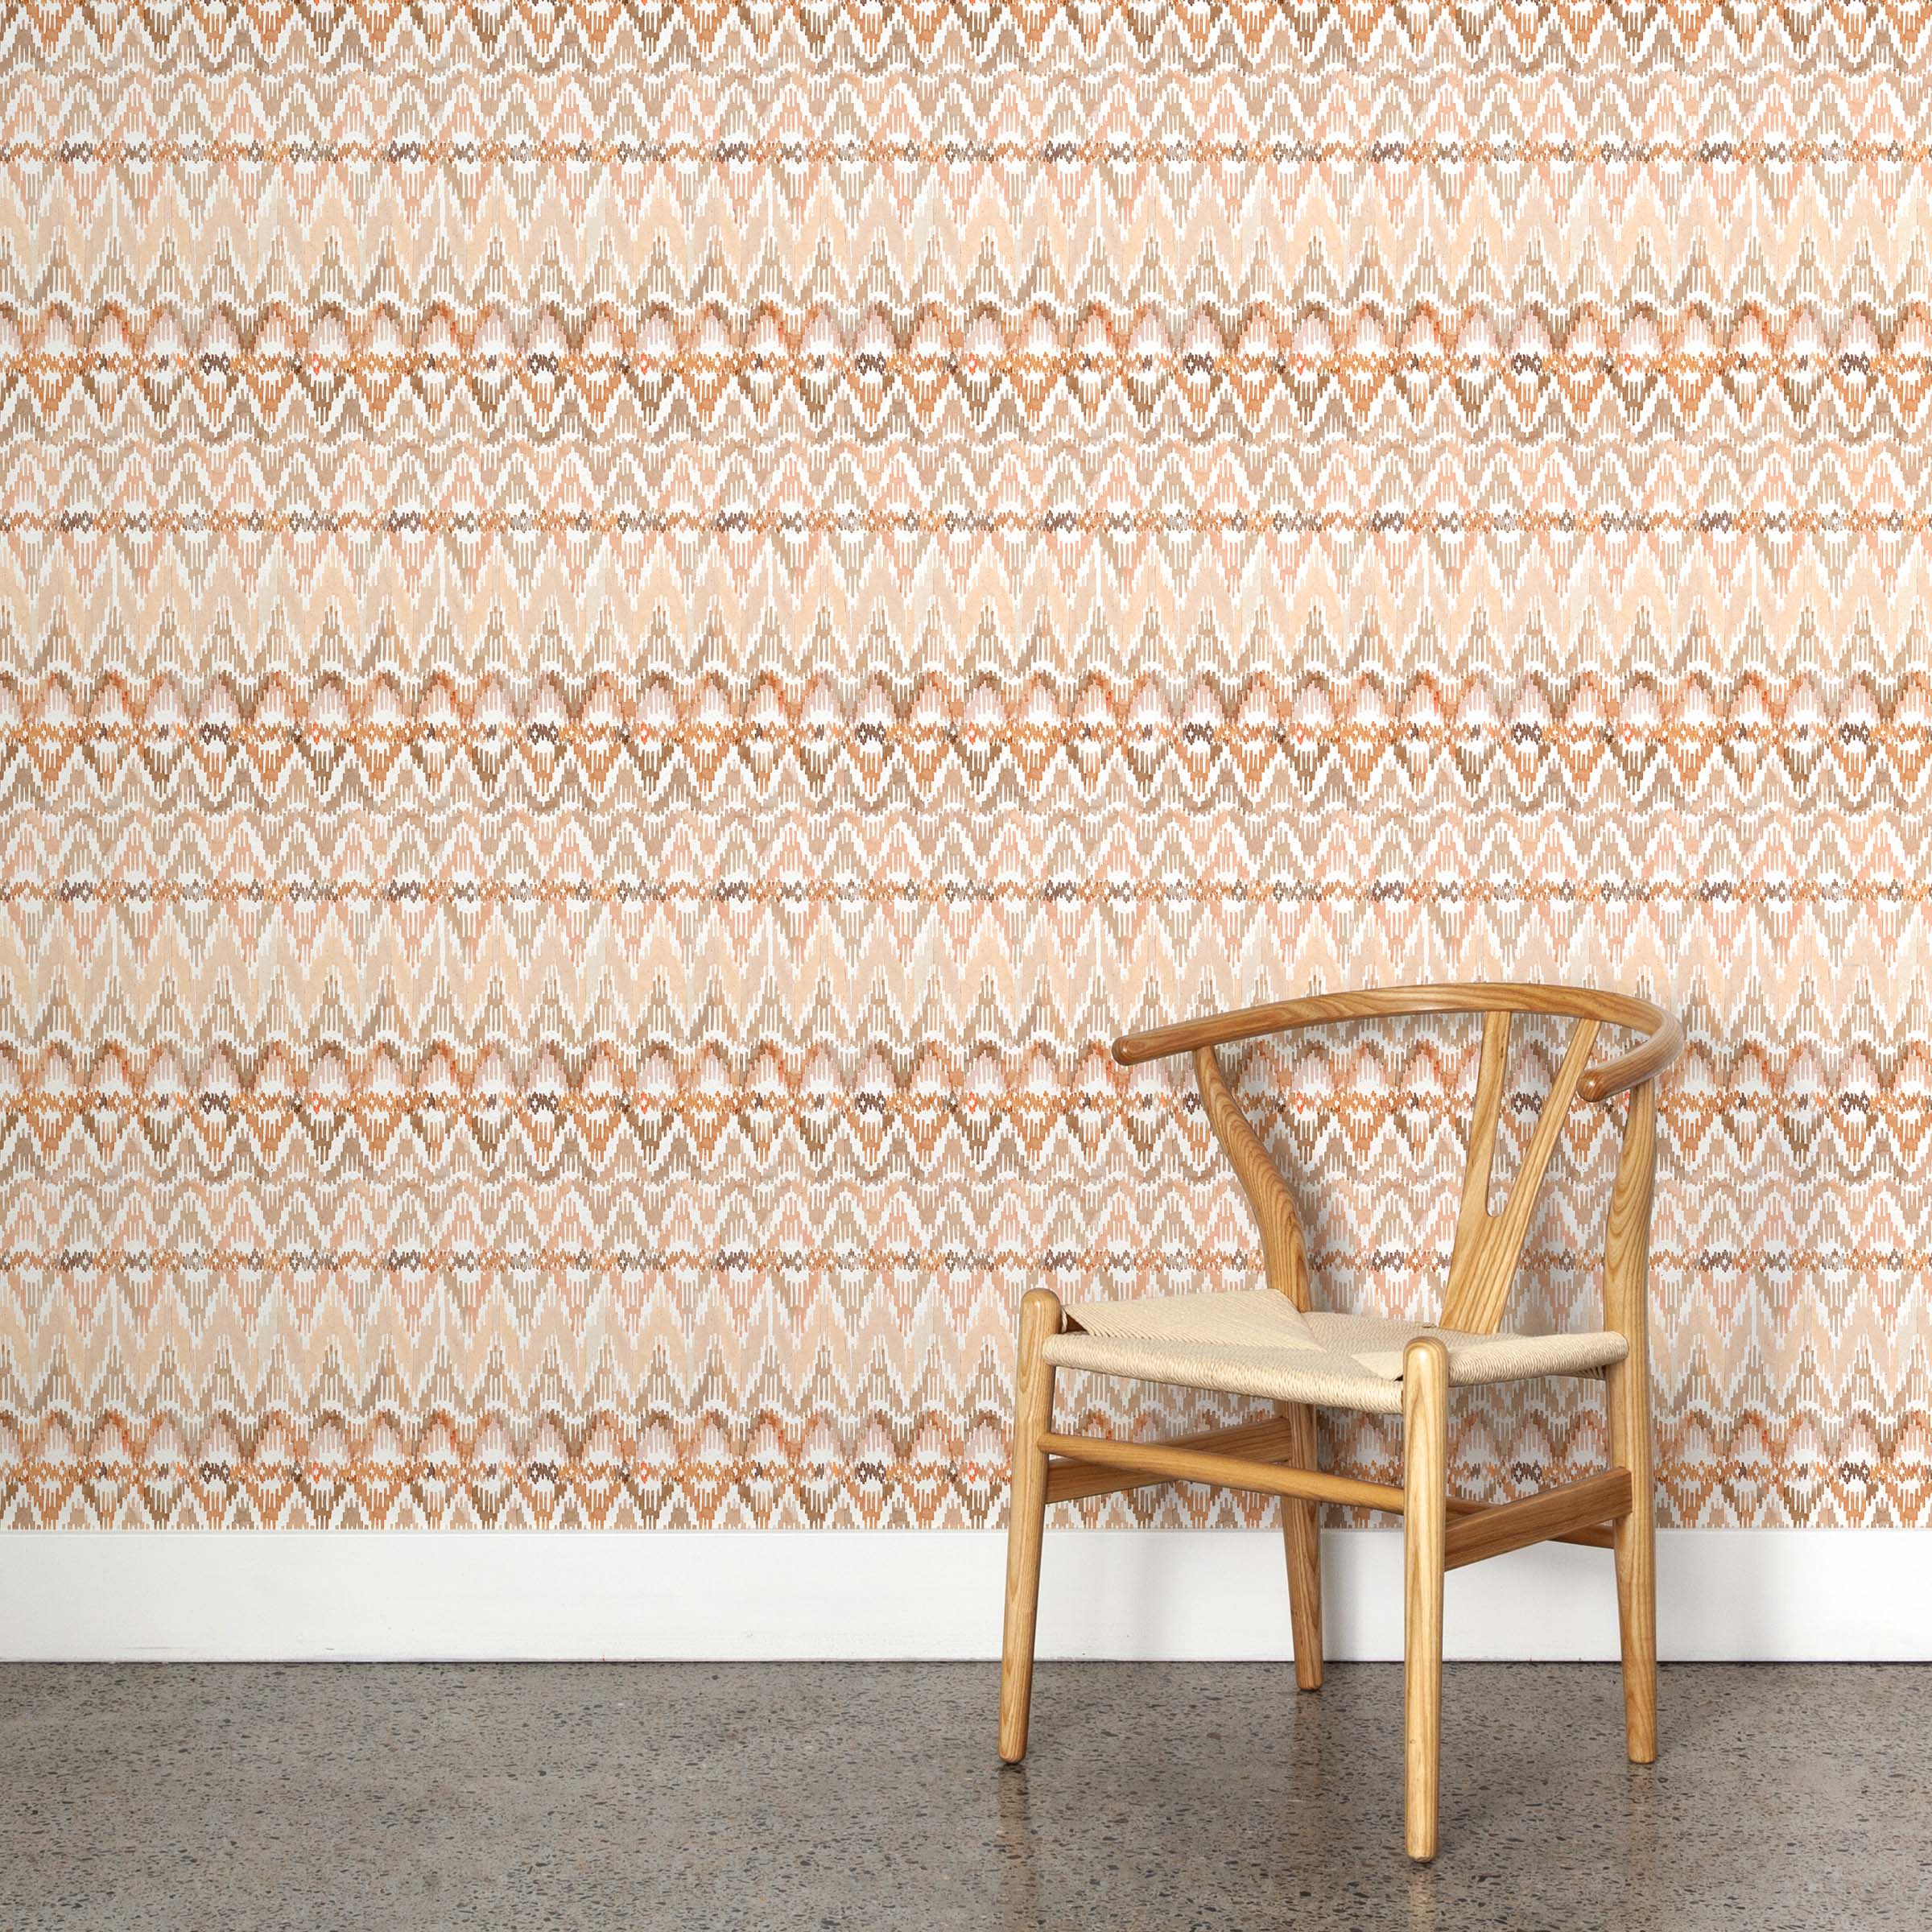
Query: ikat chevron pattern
2 3 1928 1530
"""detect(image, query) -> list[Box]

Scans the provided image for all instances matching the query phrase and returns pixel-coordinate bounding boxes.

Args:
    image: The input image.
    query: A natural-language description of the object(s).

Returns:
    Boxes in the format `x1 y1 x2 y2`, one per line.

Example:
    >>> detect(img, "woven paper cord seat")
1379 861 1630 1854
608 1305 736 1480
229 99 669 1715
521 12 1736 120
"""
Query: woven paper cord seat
1042 1289 1629 1416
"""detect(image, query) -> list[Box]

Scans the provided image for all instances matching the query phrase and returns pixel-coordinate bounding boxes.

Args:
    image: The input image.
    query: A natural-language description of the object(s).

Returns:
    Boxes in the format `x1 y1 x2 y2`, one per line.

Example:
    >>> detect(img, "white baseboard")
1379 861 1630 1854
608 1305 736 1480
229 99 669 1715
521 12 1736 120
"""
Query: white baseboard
1 1530 1923 1663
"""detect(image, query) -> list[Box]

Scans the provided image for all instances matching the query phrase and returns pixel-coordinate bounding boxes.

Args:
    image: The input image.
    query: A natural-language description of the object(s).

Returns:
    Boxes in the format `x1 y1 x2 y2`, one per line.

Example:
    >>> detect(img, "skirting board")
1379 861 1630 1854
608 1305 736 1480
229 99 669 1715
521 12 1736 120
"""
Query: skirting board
2 1529 1926 1663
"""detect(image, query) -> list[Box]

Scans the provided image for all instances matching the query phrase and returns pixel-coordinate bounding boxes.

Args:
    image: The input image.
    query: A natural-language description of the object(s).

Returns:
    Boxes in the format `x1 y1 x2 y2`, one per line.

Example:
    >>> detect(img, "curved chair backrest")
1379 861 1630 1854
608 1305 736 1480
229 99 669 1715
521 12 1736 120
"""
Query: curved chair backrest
1112 983 1683 1333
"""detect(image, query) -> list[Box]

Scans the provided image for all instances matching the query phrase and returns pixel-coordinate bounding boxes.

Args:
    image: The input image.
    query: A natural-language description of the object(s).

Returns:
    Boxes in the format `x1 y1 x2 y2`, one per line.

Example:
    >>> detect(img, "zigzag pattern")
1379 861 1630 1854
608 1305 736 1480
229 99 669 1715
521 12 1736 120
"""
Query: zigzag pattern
6 665 1931 806
6 287 1930 440
9 85 1930 291
2 2 1930 66
2 2 1928 1530
5 452 1925 621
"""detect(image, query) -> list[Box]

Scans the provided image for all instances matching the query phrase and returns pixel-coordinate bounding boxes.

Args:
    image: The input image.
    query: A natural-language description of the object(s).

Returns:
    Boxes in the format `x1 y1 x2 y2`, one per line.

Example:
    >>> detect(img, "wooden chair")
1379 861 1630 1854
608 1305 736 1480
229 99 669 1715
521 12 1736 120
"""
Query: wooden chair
996 982 1683 1861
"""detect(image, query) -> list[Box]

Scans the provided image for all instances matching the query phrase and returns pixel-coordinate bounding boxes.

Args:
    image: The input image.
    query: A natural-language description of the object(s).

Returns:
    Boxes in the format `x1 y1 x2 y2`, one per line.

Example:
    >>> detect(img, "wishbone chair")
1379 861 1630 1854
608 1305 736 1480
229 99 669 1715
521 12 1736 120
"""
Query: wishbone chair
996 981 1683 1860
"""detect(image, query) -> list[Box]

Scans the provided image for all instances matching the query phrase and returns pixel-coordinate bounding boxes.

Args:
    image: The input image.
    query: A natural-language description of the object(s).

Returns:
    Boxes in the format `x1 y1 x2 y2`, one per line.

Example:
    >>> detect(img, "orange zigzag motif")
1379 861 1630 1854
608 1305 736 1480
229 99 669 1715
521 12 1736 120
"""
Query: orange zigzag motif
1 0 1928 1530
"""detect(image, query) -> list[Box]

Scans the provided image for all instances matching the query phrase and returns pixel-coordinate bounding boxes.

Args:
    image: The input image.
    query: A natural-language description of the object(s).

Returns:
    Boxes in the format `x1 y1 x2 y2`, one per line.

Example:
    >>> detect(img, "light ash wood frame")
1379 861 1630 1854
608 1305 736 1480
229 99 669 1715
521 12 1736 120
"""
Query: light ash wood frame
997 980 1682 1863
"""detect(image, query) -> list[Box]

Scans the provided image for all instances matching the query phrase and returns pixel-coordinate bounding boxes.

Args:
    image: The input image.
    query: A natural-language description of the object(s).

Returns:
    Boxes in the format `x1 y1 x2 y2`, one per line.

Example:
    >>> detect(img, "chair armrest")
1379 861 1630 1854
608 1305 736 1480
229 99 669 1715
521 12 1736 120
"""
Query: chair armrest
1576 1012 1683 1101
1113 982 1682 1104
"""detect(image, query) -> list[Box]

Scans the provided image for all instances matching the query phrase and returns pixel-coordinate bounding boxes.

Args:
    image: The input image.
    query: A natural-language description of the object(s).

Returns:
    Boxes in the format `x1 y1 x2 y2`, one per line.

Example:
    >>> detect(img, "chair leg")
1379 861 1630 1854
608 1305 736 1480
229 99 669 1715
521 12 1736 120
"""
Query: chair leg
1606 1354 1658 1763
1274 1399 1324 1690
1402 1336 1449 1862
998 1289 1061 1763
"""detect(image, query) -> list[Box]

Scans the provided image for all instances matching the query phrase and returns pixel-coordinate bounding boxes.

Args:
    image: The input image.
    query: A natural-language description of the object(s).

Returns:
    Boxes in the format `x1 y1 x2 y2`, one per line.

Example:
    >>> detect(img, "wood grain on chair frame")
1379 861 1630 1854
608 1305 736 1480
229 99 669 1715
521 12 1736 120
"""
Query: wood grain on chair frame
996 981 1682 1861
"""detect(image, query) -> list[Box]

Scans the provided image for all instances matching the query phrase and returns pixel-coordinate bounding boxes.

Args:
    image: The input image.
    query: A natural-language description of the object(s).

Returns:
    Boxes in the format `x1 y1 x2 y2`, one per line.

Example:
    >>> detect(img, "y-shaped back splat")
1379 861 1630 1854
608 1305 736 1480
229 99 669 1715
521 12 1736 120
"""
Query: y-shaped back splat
1192 1046 1310 1309
1439 1012 1600 1334
1120 983 1678 1337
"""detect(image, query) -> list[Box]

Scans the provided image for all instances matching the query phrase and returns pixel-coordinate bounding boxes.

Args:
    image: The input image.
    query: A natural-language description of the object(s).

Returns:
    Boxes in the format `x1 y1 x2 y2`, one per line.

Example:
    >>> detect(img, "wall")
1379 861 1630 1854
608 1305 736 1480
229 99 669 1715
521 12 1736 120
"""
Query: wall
2 6 1926 1568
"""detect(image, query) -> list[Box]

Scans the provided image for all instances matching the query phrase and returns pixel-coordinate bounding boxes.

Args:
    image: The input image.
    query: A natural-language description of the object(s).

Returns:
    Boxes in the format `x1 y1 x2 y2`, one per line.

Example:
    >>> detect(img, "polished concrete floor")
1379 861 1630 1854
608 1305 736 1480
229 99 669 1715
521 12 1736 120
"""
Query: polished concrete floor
2 1662 1925 1930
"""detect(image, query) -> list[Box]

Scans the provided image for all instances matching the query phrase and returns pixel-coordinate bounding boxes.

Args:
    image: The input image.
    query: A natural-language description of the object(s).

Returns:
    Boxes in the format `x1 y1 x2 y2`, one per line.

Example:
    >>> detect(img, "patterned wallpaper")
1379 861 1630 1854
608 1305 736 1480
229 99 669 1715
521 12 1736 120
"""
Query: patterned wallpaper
2 6 1926 1533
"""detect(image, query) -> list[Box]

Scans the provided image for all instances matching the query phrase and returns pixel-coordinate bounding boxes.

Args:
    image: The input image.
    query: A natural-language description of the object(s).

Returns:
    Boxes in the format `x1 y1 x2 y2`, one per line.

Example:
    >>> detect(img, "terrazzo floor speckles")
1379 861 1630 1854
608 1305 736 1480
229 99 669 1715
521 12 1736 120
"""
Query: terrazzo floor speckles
2 1662 1926 1930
